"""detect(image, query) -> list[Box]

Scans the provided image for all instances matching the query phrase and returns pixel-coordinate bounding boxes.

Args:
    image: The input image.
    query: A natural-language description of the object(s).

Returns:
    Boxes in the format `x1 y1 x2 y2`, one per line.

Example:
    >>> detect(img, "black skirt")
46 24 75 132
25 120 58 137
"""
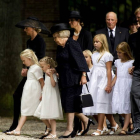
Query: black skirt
61 85 82 113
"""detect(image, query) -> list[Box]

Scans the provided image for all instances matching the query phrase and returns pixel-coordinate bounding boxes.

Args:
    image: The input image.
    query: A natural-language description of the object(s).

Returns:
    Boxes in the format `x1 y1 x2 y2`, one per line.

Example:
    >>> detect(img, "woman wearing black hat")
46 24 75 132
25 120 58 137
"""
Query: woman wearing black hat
68 11 93 51
4 17 49 133
68 10 94 135
50 23 94 138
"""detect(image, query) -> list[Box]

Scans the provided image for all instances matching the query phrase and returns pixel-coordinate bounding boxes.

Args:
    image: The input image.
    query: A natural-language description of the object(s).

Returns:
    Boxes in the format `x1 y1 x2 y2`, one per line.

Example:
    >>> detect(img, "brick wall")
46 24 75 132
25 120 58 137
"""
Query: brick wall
21 0 61 60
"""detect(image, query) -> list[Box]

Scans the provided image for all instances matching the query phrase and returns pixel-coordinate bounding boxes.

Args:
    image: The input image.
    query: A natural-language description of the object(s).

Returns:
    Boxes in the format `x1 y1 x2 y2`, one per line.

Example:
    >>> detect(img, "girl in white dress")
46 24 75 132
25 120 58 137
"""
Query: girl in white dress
89 34 118 136
34 56 63 139
112 42 134 135
6 49 44 136
77 50 97 136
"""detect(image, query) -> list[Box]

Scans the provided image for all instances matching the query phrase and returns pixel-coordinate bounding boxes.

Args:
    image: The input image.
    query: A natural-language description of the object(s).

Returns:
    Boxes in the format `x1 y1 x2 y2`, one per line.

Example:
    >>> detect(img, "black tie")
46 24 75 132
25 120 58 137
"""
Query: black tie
110 29 113 38
109 29 114 51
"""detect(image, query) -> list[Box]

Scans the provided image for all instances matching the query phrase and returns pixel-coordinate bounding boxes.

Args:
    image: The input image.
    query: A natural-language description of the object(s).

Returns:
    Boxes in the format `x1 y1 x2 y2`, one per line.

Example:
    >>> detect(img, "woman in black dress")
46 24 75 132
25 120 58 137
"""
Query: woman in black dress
68 10 94 134
4 17 49 133
50 23 94 138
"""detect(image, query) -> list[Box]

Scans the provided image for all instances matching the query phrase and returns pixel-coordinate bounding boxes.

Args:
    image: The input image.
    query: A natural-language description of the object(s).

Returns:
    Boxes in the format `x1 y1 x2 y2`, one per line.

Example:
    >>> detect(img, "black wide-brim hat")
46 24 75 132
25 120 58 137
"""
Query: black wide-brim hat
15 16 50 35
50 23 70 35
69 11 82 19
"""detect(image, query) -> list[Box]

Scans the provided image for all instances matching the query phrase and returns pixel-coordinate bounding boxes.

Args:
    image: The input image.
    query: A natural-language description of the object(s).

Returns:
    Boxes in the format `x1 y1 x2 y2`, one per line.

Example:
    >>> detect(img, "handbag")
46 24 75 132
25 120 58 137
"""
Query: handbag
80 84 94 108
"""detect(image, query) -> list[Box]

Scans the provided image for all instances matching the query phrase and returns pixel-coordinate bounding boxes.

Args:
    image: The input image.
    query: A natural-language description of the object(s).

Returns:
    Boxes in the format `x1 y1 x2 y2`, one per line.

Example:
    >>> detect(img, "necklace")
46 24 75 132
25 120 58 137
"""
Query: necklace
74 32 80 36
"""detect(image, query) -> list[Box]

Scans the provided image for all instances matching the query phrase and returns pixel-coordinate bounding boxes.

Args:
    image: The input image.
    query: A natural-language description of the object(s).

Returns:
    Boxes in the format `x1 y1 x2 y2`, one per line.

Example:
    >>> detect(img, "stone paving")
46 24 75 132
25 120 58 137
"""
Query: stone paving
0 116 140 140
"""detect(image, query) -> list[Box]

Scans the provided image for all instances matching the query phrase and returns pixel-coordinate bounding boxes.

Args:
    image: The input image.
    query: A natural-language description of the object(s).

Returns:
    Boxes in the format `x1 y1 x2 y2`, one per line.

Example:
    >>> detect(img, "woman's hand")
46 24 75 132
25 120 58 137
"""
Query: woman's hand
128 66 135 75
105 85 112 93
80 75 87 85
21 68 28 77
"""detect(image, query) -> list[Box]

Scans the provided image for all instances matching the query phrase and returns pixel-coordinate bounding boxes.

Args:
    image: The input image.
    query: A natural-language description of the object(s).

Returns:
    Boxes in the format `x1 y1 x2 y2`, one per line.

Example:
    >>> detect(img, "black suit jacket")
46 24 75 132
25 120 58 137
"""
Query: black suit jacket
56 37 89 88
95 26 129 60
70 28 93 51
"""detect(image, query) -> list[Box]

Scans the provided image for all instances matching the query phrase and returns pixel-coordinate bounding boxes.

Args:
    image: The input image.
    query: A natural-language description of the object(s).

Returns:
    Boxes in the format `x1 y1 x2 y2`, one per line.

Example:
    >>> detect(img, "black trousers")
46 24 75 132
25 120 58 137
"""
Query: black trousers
131 68 140 128
9 77 27 130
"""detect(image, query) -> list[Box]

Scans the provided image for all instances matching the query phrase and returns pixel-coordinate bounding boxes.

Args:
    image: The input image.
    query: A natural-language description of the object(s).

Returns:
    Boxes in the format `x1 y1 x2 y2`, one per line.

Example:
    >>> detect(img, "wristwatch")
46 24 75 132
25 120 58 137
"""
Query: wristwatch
82 73 86 76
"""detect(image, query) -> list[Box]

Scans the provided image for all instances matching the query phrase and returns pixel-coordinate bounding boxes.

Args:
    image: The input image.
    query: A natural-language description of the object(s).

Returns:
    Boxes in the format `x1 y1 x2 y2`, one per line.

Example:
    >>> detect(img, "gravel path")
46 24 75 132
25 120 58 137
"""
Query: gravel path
0 116 140 140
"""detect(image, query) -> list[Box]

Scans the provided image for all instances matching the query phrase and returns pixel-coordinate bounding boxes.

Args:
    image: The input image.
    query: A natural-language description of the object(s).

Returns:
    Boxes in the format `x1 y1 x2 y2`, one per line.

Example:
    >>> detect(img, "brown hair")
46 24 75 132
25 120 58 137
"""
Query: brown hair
116 42 134 61
39 56 57 68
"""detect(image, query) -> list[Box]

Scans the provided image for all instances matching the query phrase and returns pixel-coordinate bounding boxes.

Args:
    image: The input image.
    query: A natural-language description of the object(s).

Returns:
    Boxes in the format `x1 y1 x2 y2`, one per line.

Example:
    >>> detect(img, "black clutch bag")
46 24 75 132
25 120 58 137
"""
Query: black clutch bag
80 84 94 108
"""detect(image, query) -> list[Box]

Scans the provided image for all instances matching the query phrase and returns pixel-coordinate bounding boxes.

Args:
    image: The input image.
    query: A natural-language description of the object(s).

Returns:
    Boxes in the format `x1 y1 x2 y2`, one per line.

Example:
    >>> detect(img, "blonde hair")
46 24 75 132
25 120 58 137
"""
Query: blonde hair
134 7 140 15
116 42 134 61
93 34 110 62
39 56 57 68
83 50 92 57
57 30 70 38
83 49 93 64
20 49 39 65
34 28 41 33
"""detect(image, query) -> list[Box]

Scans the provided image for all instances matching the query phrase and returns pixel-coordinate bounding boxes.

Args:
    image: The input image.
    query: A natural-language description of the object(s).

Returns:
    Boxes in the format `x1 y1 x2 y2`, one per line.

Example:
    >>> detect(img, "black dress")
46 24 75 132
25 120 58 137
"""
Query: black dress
9 34 46 131
56 37 89 113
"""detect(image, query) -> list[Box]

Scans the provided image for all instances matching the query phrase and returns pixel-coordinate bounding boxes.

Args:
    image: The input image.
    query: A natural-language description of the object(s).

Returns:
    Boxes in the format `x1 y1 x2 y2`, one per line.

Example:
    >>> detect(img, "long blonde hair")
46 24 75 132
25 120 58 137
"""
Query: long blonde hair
20 49 39 65
93 34 110 62
116 42 134 61
39 56 57 68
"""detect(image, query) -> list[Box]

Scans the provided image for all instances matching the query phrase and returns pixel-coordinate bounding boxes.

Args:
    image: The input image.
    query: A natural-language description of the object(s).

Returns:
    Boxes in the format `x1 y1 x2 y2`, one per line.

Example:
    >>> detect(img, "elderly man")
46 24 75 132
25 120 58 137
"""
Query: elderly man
95 12 129 61
94 11 130 130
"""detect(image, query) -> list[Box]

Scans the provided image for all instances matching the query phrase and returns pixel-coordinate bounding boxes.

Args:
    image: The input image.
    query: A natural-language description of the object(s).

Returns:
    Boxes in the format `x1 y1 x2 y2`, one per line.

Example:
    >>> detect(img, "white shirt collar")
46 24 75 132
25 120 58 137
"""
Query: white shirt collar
107 26 116 32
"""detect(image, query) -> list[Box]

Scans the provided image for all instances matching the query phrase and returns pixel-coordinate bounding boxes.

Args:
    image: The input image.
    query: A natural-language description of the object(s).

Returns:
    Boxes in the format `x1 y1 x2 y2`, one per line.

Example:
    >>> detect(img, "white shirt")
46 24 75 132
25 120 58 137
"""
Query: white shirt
107 26 116 38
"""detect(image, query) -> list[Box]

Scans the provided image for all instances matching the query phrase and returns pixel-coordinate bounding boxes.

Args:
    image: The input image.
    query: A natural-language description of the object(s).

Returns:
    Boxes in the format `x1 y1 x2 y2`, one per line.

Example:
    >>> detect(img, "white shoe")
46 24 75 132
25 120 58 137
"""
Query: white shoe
76 130 84 136
103 127 109 133
108 124 119 135
91 129 103 136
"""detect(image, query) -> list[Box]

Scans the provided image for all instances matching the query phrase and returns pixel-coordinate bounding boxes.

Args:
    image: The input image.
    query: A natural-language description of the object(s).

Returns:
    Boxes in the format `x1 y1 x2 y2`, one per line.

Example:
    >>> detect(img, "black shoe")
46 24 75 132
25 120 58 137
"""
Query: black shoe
58 131 76 139
81 119 95 136
119 116 124 128
3 130 10 133
39 134 48 139
107 124 111 129
127 127 140 135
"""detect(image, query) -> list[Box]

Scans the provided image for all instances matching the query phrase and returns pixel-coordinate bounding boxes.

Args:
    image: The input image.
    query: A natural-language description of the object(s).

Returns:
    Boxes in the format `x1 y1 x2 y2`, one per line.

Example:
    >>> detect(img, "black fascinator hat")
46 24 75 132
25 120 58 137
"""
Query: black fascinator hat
69 11 82 19
15 16 50 35
50 23 70 35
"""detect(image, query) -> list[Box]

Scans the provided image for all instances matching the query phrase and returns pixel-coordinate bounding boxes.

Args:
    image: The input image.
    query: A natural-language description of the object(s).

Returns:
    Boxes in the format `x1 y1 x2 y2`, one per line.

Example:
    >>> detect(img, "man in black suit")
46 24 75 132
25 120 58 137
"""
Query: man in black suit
128 7 140 135
95 11 130 129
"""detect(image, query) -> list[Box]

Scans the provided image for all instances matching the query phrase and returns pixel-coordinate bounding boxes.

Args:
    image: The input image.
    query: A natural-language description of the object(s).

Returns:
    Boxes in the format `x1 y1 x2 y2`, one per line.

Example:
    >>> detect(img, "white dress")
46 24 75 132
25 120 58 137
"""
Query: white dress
82 66 94 116
34 74 63 120
89 51 114 114
21 64 43 116
112 59 134 114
